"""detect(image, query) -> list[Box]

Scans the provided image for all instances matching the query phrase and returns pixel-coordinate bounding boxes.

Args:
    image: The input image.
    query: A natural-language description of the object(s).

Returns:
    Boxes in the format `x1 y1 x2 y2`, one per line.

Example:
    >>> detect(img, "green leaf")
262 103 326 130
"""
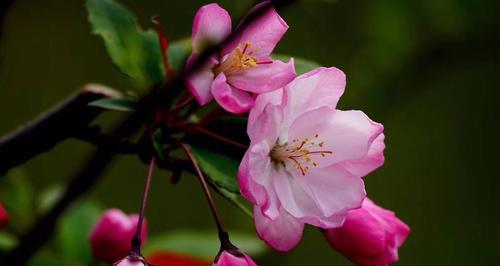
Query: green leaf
190 147 239 193
168 38 191 71
88 97 137 112
28 251 85 266
0 169 34 231
56 201 102 263
144 230 267 259
86 0 165 87
0 232 18 251
272 54 321 75
37 184 64 215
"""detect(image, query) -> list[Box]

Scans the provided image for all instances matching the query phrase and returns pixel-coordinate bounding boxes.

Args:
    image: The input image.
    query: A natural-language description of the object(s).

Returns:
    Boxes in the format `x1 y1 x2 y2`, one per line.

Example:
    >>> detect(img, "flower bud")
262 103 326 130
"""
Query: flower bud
114 255 148 266
324 198 410 266
0 203 9 229
89 209 147 264
148 252 210 266
214 251 257 266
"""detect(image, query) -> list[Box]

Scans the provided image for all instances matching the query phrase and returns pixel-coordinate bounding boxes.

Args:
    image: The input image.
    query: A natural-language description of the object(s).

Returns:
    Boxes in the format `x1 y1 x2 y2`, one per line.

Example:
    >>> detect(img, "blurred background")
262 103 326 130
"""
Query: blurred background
0 0 499 265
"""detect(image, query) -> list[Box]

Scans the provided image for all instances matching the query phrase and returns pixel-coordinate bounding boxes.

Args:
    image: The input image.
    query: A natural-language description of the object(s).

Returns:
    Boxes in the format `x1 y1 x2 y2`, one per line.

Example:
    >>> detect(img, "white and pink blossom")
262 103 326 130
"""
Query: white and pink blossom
186 2 296 114
238 67 385 251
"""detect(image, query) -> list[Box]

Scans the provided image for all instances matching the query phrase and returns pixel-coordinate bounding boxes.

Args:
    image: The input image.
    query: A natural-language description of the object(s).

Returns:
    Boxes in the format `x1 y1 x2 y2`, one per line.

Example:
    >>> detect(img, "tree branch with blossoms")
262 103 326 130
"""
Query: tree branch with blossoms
0 0 411 265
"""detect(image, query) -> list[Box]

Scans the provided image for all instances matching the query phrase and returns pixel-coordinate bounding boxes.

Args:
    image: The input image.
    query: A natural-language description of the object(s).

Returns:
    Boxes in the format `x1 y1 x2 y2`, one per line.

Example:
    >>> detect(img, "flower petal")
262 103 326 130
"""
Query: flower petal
211 73 254 114
295 164 366 219
272 169 333 228
185 55 217 105
282 67 346 125
248 89 284 138
288 108 384 167
238 149 280 219
339 133 386 178
223 2 288 56
192 3 232 54
254 206 304 252
228 58 296 93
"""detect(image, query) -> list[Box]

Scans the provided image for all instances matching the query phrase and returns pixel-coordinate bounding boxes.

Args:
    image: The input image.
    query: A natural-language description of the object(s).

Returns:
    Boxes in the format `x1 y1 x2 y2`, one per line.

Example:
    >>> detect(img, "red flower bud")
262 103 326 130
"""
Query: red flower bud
89 209 147 264
0 203 9 229
324 199 410 266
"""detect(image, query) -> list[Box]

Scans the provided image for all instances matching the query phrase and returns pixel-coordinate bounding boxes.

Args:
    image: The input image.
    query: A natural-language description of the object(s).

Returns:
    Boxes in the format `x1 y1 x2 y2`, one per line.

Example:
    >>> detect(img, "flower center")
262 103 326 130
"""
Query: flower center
270 134 333 176
213 43 272 76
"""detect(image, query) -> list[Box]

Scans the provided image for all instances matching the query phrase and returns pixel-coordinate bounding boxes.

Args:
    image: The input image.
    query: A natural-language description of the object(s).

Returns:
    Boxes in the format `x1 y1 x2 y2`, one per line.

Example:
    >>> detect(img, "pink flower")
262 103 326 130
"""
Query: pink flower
0 203 9 229
186 2 296 114
238 67 385 251
324 198 410 266
114 255 149 266
89 209 148 264
213 251 258 266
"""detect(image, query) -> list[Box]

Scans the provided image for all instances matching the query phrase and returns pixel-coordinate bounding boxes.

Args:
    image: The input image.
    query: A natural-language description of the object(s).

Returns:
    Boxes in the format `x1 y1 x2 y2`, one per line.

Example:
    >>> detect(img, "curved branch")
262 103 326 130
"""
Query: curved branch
0 84 120 177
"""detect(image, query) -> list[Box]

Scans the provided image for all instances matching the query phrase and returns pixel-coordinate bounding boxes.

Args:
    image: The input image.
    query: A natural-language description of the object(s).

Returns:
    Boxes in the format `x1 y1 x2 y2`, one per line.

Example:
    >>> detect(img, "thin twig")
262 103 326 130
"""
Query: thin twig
180 143 226 235
131 155 156 255
185 125 248 149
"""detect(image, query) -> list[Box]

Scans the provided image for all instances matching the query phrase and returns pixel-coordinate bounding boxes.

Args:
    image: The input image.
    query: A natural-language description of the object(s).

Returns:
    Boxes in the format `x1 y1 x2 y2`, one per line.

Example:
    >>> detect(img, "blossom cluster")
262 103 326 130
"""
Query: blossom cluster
186 2 410 266
82 2 410 266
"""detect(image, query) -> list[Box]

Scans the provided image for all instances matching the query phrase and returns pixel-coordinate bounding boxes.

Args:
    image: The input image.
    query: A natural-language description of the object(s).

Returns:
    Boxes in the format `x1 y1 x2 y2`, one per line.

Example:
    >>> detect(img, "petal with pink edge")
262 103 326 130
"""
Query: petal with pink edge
288 108 384 167
295 164 366 219
223 2 288 56
339 133 386 178
238 149 280 219
254 207 304 252
228 58 296 93
272 168 341 228
211 73 255 114
192 4 232 54
248 89 284 137
282 67 346 125
185 55 218 105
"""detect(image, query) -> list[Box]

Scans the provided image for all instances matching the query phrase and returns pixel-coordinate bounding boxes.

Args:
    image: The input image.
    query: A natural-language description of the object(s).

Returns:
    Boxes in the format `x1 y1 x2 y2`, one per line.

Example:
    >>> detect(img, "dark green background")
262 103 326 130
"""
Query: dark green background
1 0 499 265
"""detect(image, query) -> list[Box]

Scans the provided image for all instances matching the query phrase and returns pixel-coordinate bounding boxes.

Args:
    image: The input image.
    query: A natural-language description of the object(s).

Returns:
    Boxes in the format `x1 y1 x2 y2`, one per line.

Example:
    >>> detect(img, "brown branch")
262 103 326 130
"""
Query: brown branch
0 84 121 177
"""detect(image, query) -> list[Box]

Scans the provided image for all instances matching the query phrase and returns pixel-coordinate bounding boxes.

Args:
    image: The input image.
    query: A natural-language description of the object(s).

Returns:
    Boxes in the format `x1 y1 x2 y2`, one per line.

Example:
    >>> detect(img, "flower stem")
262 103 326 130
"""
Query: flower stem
131 155 156 255
179 143 226 237
187 126 248 149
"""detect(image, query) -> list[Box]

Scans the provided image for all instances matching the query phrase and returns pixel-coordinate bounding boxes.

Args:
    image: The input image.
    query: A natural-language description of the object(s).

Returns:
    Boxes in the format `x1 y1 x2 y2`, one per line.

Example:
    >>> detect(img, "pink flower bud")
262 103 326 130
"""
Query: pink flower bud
114 256 148 266
89 209 147 264
0 203 9 229
214 251 258 266
324 199 410 266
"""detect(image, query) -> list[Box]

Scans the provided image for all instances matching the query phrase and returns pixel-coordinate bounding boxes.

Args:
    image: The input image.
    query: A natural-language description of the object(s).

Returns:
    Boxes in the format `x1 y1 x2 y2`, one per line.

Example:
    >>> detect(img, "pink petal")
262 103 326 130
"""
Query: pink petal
272 168 341 228
228 58 296 93
247 102 284 145
295 164 366 220
238 149 280 219
185 55 218 105
282 67 346 125
223 2 288 57
215 251 258 266
254 207 304 252
248 89 284 139
192 3 232 54
339 133 386 178
288 108 384 167
324 198 410 266
211 73 254 114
